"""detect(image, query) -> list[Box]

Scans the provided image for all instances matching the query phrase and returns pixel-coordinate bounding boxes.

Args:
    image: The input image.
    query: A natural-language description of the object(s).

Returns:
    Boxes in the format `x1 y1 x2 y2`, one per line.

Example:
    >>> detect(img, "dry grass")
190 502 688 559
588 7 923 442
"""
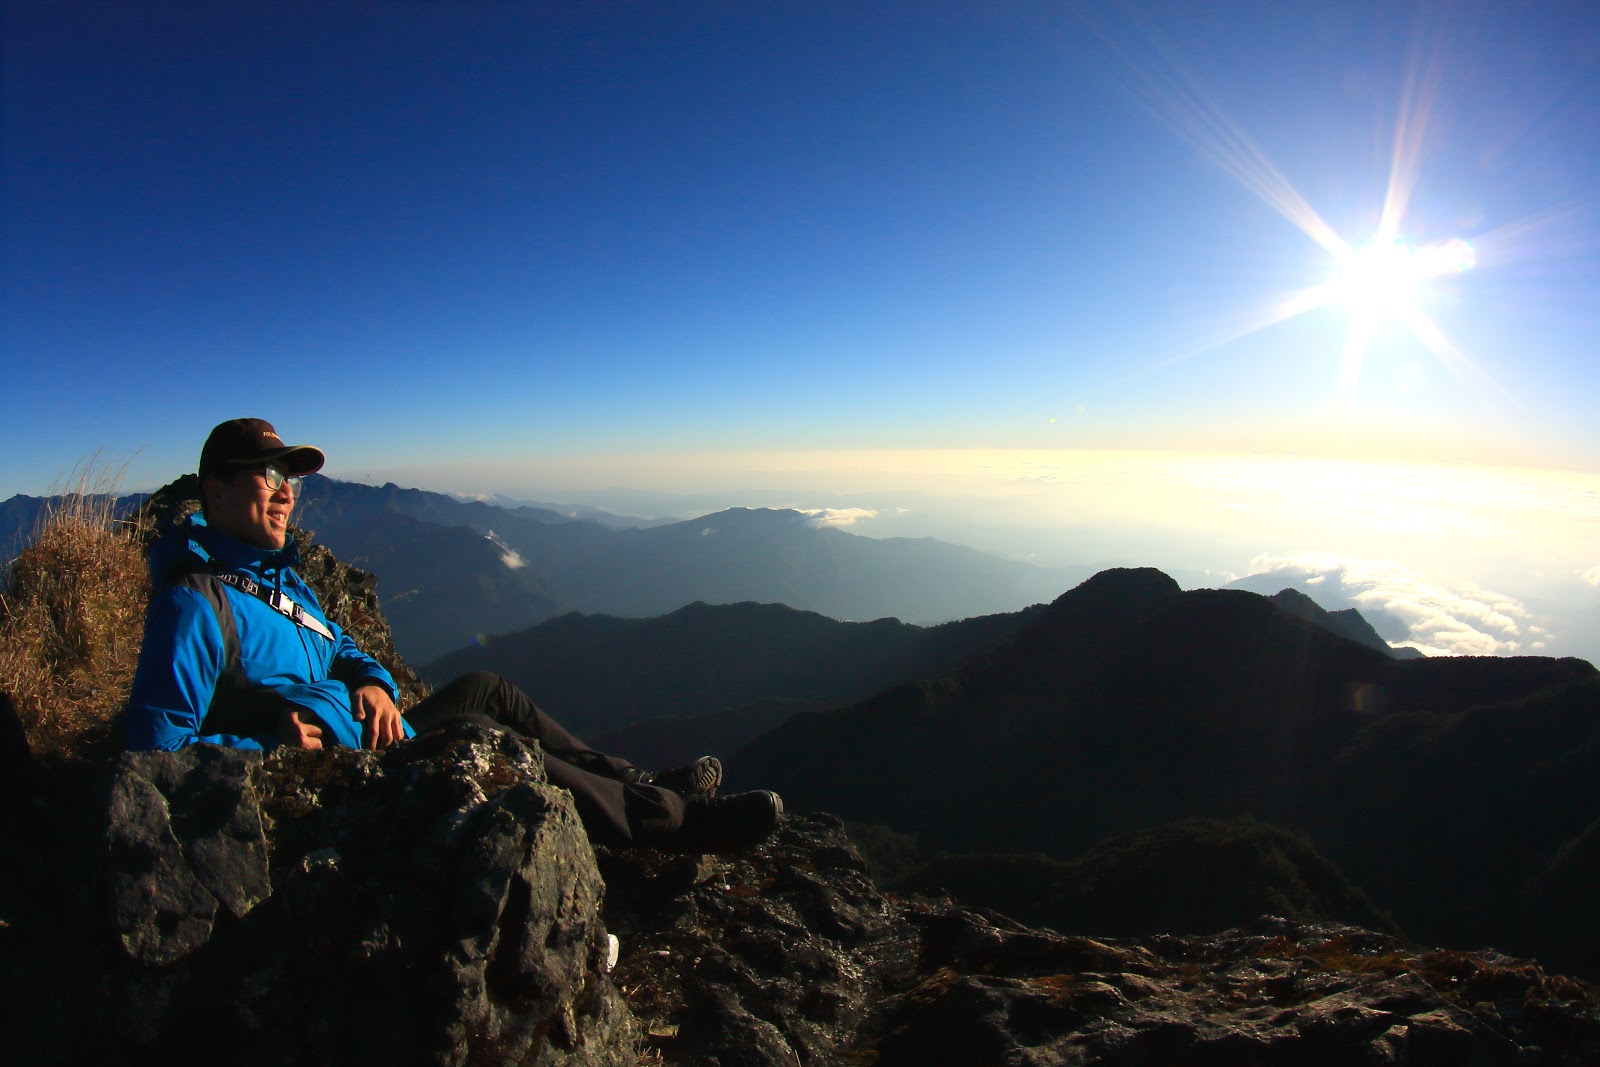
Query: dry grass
0 460 148 763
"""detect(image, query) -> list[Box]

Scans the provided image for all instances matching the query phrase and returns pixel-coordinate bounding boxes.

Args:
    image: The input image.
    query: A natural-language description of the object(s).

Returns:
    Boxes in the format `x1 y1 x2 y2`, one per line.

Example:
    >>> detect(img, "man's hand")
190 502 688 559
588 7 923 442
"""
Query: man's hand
277 707 324 750
350 684 405 750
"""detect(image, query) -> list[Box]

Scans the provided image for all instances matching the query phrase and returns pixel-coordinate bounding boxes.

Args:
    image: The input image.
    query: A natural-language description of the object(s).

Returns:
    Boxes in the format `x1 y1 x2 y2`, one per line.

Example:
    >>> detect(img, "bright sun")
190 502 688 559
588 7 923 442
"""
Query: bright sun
1317 234 1479 403
1329 236 1477 326
1101 20 1503 409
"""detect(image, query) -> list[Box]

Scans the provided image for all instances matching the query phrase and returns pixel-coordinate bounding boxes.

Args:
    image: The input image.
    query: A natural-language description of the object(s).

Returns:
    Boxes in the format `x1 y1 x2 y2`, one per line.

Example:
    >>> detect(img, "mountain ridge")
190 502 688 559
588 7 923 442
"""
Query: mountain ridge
733 565 1600 976
424 597 1046 743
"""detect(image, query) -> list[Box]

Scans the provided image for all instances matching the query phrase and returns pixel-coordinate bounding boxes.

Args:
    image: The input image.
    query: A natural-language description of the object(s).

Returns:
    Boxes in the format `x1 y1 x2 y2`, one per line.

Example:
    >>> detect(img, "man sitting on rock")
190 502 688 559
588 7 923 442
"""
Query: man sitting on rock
124 418 783 853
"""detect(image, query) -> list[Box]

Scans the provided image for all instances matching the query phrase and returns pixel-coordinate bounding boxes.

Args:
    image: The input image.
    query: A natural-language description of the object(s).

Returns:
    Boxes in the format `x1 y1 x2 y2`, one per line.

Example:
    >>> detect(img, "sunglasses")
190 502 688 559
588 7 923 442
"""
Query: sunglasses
261 464 303 495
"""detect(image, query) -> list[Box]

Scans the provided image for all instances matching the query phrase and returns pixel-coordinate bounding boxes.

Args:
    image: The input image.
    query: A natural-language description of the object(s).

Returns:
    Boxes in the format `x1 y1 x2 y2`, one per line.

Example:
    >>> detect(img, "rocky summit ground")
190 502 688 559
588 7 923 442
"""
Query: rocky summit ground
4 721 1598 1065
600 813 1600 1067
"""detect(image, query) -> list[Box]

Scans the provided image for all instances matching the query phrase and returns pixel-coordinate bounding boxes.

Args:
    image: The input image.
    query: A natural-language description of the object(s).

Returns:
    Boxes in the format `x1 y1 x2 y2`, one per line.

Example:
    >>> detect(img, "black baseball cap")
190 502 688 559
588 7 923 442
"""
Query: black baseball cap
198 418 325 479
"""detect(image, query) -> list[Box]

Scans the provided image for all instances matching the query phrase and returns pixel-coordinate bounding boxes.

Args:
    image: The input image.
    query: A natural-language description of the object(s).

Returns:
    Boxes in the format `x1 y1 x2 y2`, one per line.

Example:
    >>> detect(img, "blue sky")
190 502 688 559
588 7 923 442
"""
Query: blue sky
5 1 1600 659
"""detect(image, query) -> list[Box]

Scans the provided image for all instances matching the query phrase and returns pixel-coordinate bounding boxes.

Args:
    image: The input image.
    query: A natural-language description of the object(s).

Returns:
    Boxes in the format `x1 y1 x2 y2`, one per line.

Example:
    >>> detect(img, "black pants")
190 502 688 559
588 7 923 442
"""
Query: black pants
404 672 685 847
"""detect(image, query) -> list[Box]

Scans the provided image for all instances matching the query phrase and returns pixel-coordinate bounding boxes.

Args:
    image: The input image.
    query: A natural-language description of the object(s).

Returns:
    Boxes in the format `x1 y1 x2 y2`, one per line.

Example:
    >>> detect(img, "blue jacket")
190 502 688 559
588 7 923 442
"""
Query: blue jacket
125 513 413 751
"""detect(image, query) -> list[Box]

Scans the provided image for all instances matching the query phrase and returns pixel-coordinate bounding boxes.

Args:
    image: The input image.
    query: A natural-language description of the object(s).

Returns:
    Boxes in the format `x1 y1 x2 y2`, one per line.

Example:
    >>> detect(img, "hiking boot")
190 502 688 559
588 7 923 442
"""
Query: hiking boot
674 790 784 853
631 755 723 797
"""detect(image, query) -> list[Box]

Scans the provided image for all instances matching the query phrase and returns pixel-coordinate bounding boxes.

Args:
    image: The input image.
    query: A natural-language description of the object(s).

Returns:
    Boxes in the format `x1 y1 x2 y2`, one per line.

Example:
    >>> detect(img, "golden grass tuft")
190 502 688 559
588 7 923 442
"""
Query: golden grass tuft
0 460 149 763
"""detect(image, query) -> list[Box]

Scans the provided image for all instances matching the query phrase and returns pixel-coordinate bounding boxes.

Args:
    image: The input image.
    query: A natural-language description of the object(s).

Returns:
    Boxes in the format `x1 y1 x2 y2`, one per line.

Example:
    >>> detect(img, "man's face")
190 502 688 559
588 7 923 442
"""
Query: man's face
205 466 295 550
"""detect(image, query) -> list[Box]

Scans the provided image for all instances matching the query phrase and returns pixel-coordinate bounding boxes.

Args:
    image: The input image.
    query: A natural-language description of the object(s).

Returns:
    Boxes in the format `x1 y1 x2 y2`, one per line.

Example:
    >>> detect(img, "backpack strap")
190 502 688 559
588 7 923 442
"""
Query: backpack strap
208 570 336 641
174 570 242 687
174 569 292 738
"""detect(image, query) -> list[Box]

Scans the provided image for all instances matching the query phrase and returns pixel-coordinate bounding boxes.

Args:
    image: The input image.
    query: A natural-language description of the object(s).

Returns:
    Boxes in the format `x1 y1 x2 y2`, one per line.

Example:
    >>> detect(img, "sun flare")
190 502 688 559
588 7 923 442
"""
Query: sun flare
1098 16 1506 409
1329 236 1476 325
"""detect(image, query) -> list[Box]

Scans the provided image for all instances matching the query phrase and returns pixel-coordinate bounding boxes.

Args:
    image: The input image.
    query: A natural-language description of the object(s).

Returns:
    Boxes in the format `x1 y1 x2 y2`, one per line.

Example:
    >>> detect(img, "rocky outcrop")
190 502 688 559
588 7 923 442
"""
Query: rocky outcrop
10 724 634 1065
599 815 1600 1067
870 911 1598 1066
3 731 1597 1065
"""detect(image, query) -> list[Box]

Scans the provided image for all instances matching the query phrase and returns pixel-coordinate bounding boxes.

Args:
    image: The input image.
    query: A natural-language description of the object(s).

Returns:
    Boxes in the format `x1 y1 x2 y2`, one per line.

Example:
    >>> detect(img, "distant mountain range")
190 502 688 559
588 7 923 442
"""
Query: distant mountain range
424 599 1045 748
727 567 1600 976
471 493 674 530
433 580 1431 776
1 493 146 562
288 476 1085 660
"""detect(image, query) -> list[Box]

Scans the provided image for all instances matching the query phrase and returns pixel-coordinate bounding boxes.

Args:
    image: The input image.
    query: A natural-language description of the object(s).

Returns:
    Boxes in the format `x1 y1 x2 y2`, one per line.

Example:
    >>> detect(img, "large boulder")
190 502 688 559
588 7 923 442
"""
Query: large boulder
36 723 635 1065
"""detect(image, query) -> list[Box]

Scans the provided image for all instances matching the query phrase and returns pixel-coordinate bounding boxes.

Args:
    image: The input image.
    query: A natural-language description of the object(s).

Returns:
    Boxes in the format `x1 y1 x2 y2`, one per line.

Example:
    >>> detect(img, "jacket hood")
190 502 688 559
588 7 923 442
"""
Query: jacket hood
149 512 303 587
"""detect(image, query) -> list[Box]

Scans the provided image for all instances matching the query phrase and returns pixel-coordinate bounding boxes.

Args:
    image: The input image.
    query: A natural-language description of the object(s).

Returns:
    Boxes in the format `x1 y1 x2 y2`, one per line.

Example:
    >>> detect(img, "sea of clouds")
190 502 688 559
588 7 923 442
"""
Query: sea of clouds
1240 552 1547 657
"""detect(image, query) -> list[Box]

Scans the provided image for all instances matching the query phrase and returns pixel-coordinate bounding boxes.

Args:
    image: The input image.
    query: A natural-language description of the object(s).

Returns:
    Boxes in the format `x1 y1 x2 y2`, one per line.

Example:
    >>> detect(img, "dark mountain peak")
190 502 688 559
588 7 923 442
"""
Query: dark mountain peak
1102 588 1415 686
980 581 1393 718
1009 566 1182 651
655 600 908 636
1050 566 1182 609
1270 586 1324 617
1270 587 1408 657
740 570 1408 852
687 506 808 529
626 507 821 549
664 599 817 622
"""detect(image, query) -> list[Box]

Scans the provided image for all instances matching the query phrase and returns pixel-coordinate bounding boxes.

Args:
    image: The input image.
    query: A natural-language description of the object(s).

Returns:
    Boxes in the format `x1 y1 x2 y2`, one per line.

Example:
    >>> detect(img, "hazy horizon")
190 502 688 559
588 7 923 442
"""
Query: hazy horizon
344 447 1600 665
8 443 1599 666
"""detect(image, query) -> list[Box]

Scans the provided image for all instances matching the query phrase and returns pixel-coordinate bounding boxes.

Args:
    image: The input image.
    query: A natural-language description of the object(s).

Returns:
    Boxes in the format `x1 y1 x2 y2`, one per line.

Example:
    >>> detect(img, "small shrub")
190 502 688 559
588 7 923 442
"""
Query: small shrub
0 464 149 763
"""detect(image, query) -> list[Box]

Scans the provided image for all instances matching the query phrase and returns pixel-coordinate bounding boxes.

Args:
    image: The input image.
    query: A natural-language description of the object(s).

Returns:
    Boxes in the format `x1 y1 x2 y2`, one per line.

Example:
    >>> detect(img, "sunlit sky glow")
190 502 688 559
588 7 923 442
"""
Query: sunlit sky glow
4 1 1598 660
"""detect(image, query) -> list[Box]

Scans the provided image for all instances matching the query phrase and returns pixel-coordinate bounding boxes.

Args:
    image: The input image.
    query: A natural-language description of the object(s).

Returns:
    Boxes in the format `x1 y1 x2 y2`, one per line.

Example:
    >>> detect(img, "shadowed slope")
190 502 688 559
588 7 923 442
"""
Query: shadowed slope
735 566 1600 971
424 599 1043 739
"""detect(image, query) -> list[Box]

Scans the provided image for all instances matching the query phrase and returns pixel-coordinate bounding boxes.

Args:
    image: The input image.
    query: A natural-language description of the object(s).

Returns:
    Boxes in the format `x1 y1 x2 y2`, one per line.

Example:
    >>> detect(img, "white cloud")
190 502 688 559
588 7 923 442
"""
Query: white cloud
1246 551 1537 657
797 507 879 530
1199 567 1240 583
1582 564 1600 588
484 530 525 570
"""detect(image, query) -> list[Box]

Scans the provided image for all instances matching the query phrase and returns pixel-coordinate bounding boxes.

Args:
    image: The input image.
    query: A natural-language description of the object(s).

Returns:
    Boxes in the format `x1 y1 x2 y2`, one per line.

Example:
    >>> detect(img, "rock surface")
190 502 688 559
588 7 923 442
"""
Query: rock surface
8 724 634 1065
600 814 1600 1066
4 733 1598 1064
